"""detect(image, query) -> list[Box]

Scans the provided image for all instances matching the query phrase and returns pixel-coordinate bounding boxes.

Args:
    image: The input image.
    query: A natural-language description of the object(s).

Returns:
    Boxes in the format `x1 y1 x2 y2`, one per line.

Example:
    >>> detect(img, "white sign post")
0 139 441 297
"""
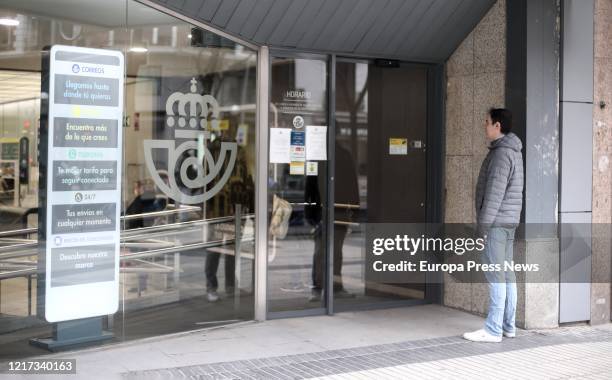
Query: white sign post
32 45 124 350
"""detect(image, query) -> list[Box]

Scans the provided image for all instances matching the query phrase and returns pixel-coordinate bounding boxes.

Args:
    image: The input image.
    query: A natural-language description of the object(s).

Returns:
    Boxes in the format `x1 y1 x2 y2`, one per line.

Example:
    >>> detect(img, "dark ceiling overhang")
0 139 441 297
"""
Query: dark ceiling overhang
152 0 496 62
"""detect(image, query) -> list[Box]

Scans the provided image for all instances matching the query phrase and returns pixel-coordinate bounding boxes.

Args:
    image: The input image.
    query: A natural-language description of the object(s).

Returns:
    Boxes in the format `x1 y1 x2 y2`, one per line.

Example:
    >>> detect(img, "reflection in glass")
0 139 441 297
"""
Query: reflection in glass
267 57 328 312
334 61 428 308
0 0 257 359
119 1 257 340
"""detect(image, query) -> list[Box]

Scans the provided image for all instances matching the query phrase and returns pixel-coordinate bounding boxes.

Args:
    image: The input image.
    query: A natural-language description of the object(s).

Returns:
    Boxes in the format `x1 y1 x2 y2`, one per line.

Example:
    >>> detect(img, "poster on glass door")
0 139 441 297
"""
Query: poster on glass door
39 45 124 323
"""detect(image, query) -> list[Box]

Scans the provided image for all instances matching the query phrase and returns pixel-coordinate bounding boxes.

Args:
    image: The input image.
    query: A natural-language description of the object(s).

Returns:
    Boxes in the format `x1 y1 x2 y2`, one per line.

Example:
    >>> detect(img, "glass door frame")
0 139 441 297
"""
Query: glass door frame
265 51 445 319
331 56 445 313
266 49 332 320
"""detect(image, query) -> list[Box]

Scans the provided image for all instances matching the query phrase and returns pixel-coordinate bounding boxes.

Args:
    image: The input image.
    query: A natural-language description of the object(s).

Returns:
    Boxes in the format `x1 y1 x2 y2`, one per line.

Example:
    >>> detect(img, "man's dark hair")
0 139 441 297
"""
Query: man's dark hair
489 108 512 134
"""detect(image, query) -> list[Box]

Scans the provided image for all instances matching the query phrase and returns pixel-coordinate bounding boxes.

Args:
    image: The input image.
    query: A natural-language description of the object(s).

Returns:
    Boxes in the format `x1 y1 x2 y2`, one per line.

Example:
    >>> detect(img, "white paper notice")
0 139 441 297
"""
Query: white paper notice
269 128 291 163
306 125 327 161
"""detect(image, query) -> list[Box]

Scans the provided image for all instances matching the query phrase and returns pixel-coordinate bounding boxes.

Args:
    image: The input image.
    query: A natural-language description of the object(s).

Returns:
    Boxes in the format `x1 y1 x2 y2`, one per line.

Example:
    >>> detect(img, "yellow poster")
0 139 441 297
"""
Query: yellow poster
389 138 408 155
289 161 305 175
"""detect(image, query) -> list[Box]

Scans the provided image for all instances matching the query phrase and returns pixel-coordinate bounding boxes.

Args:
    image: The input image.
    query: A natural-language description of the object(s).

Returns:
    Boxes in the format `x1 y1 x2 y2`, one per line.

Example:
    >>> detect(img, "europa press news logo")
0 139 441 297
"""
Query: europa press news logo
144 78 237 204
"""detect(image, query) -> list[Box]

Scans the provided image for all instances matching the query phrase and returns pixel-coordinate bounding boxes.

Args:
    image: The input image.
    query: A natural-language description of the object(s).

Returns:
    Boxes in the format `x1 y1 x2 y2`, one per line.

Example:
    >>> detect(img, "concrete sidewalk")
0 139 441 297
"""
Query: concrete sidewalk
11 305 612 379
127 327 612 380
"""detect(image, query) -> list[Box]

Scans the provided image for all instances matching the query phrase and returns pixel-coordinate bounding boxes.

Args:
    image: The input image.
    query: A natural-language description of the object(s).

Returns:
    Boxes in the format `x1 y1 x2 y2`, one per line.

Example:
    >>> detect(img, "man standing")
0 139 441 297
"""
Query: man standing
464 108 524 343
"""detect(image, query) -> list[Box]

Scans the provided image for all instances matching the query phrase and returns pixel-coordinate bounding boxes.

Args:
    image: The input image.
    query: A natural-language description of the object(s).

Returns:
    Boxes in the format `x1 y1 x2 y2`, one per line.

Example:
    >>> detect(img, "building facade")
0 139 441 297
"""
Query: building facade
0 0 609 357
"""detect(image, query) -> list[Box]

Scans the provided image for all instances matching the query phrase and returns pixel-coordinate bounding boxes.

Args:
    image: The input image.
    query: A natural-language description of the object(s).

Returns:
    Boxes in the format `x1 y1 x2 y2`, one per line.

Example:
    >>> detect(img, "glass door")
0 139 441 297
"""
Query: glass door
333 59 430 310
0 0 259 359
267 55 329 315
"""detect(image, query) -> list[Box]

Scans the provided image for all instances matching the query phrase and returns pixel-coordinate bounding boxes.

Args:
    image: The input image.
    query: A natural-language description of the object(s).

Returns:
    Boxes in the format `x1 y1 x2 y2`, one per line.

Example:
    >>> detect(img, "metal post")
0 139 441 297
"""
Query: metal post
27 275 32 316
234 204 242 312
254 46 270 321
326 54 336 315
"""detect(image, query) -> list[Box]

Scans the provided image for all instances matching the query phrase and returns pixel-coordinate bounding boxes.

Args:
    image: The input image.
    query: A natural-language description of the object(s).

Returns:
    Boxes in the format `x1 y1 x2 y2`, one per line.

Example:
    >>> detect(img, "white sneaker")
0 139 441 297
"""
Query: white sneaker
463 329 502 343
503 330 516 338
207 290 219 302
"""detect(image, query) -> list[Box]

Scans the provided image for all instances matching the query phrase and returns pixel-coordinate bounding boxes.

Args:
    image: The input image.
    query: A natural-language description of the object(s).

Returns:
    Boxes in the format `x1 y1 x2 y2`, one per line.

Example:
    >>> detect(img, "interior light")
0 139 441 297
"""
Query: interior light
129 47 148 53
0 18 19 26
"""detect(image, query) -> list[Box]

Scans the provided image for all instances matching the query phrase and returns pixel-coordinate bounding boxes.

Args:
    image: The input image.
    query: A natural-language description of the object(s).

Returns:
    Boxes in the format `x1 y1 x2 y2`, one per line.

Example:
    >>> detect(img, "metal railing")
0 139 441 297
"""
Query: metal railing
0 209 255 281
0 204 202 239
334 203 361 227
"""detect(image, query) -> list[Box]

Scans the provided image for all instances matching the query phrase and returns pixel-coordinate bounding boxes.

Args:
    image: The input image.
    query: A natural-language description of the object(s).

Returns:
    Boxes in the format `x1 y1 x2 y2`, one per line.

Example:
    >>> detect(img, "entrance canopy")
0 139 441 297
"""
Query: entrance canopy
155 0 496 62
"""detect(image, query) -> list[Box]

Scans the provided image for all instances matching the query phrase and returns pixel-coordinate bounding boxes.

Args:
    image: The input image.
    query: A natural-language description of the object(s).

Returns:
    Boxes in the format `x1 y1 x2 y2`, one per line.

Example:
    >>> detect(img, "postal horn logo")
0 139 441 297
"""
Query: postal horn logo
144 78 237 204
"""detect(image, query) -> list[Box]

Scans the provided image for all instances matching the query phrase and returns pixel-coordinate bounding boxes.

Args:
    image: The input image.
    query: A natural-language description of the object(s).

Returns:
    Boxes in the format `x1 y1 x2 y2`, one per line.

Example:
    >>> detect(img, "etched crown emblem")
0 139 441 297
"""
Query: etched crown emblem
144 77 237 204
165 78 220 135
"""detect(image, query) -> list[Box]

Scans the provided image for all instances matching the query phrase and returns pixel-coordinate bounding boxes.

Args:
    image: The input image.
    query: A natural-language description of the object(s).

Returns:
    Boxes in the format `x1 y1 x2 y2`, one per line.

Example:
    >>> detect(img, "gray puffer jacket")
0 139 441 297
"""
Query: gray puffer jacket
475 132 524 235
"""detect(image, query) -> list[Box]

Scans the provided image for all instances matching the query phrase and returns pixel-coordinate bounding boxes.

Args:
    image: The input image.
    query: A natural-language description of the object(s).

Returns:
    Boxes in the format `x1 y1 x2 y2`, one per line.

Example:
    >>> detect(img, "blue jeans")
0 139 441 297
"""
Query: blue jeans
481 227 517 337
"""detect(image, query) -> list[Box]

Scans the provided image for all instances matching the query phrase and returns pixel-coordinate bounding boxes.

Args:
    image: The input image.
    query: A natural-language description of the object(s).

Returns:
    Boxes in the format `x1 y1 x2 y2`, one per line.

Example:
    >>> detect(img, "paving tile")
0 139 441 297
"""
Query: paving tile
123 327 612 379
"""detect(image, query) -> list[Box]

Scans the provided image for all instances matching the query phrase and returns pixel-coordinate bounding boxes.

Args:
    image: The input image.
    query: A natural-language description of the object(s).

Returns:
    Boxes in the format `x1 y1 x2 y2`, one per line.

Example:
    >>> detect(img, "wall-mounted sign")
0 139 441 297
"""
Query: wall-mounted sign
39 45 124 323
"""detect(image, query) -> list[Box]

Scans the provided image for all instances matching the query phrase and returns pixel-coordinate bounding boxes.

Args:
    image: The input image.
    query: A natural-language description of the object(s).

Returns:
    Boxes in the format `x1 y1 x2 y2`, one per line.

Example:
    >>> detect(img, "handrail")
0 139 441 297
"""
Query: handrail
120 240 221 260
0 213 255 247
334 203 360 209
0 238 37 244
0 259 36 265
121 214 254 241
121 238 237 259
0 228 37 238
0 268 35 279
0 236 255 280
0 205 205 238
286 202 361 209
0 249 38 261
334 220 360 227
0 212 253 241
0 242 36 254
121 214 253 238
121 205 201 221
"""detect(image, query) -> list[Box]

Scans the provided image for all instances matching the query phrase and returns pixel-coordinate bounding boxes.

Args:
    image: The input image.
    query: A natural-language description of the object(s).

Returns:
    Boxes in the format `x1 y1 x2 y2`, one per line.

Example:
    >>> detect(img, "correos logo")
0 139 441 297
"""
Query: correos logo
81 65 104 74
71 63 104 74
144 77 237 205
